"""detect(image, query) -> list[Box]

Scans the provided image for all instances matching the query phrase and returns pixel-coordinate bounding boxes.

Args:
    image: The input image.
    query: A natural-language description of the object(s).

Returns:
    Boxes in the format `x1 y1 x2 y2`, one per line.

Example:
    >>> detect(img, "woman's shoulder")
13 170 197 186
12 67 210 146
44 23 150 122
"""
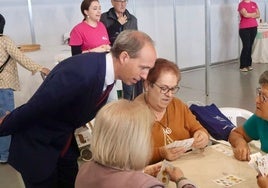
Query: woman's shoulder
171 97 186 107
127 171 164 188
134 93 146 104
71 21 87 32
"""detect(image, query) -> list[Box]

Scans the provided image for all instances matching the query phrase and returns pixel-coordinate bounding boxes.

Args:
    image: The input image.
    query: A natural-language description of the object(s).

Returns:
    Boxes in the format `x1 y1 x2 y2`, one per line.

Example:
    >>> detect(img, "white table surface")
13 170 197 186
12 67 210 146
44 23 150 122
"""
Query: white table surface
168 143 260 188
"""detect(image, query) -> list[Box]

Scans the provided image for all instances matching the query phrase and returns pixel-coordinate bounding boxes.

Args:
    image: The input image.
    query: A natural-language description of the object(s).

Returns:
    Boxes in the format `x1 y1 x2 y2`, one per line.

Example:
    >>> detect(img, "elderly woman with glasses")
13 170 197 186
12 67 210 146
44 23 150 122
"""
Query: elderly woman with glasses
229 70 268 161
135 58 209 164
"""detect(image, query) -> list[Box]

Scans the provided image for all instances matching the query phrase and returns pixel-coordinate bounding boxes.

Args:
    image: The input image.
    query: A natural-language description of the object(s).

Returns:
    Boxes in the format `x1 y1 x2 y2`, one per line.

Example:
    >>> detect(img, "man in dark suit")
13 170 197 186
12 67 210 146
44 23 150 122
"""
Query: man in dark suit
0 30 157 188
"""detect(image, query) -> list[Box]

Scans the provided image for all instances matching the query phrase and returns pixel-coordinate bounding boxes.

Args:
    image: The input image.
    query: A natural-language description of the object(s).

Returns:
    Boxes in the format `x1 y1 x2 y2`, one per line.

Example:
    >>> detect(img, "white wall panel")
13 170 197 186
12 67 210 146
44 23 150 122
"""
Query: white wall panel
1 0 268 106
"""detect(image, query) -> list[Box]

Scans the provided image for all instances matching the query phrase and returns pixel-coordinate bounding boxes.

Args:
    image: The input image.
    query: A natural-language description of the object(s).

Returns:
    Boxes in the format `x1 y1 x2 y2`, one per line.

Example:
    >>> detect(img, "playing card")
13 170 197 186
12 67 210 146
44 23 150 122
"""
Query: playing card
248 152 268 175
257 155 268 176
156 160 171 187
248 152 262 172
166 138 194 151
213 174 244 187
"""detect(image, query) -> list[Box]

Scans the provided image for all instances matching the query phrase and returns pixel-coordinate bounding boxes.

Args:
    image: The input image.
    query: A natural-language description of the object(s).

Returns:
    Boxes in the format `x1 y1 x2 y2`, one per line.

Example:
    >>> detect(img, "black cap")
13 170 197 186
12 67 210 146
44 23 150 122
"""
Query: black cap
0 14 6 34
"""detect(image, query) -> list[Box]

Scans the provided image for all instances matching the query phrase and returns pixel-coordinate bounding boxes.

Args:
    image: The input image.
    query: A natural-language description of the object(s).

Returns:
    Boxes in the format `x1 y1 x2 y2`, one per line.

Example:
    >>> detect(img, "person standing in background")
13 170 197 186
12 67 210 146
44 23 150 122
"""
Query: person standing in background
238 0 260 72
101 0 143 100
0 13 50 164
69 0 111 56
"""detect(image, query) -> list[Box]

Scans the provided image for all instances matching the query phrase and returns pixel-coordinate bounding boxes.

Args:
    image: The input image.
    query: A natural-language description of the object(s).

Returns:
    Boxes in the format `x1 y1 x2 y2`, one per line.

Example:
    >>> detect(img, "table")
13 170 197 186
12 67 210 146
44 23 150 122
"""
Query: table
252 28 268 63
168 143 260 188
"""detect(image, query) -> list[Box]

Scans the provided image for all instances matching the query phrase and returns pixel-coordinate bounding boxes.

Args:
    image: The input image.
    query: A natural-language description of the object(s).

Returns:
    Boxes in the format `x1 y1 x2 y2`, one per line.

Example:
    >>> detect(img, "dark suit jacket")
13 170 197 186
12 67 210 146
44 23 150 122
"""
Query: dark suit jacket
0 52 108 182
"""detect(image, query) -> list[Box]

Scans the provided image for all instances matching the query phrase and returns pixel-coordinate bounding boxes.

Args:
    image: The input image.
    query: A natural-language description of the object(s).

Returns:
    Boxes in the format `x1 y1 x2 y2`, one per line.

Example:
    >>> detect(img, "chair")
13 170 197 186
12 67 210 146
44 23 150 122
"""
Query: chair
216 107 261 149
219 107 253 127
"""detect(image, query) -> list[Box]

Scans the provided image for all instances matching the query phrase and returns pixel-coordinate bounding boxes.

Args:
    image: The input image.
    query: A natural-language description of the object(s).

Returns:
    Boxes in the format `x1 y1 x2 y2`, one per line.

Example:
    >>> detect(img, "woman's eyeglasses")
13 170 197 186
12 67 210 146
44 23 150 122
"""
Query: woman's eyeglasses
256 87 268 103
153 83 180 94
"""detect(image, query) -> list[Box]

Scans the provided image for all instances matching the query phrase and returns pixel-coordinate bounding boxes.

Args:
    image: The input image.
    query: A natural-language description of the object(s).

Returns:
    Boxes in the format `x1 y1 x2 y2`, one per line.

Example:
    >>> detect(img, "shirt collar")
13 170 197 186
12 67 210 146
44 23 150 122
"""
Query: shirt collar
105 53 115 86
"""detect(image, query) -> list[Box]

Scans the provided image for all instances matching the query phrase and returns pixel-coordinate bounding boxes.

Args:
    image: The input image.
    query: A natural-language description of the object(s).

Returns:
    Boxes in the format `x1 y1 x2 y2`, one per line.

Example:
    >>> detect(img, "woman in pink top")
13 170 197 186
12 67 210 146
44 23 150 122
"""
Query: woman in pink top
69 0 111 55
238 0 260 72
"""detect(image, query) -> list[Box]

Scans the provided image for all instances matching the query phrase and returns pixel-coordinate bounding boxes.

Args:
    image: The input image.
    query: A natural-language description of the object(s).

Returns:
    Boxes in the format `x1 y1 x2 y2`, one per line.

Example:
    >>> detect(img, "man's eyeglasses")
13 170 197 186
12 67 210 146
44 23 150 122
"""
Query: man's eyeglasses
113 0 127 3
153 83 180 94
256 87 268 103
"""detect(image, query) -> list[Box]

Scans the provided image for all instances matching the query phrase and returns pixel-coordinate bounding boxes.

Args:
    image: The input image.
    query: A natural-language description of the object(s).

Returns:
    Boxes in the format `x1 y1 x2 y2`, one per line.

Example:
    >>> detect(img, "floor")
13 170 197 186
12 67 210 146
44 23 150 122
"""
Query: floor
1 61 268 188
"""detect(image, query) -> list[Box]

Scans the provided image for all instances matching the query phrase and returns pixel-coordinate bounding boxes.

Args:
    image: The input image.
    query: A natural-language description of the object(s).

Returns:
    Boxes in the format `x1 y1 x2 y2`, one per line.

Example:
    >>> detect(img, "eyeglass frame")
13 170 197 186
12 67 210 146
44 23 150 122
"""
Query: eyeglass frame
113 0 127 3
256 87 268 103
153 83 180 94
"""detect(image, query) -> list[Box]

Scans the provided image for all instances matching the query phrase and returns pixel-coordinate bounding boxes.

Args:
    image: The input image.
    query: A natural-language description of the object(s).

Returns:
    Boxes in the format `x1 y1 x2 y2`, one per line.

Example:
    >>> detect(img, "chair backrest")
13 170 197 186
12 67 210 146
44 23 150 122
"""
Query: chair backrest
219 107 253 127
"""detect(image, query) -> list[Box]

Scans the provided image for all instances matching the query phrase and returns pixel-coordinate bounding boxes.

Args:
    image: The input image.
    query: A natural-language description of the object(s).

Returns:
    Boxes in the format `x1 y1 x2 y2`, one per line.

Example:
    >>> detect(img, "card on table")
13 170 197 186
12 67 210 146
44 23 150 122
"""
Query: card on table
212 174 245 187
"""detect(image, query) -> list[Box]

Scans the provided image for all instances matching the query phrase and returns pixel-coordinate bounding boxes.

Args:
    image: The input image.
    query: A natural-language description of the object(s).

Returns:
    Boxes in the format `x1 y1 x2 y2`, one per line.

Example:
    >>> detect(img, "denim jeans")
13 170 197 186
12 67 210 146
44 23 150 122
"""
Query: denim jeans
0 88 14 162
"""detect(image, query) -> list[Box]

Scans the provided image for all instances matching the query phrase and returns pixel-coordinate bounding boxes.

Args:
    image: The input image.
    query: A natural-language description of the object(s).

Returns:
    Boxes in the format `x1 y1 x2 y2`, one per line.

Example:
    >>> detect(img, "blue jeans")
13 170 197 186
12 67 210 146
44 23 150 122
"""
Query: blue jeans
0 88 14 162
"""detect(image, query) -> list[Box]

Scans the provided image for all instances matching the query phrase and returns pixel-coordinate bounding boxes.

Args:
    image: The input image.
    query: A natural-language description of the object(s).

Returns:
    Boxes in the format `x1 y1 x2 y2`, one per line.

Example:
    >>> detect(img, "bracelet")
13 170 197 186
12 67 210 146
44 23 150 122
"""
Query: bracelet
175 176 187 183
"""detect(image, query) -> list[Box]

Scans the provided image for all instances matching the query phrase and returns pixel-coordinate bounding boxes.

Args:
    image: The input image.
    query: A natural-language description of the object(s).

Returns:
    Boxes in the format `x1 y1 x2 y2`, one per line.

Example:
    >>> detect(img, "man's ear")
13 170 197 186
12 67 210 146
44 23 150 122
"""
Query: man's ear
118 51 129 65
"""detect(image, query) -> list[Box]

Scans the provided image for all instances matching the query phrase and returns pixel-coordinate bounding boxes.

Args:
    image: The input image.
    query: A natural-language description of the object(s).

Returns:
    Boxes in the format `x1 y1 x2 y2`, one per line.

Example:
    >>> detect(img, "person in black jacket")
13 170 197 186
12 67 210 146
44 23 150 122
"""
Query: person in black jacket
101 0 143 100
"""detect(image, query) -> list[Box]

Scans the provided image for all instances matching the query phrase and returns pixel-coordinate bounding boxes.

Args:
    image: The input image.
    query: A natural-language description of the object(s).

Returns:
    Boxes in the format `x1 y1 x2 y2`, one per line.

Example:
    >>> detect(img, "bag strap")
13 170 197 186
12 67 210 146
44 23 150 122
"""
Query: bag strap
0 34 11 73
0 55 10 73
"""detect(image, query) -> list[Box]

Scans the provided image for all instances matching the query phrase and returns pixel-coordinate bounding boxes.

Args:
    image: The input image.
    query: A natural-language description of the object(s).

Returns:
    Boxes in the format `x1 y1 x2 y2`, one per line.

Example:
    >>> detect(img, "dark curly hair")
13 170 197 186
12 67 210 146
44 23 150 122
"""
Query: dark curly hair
0 14 5 34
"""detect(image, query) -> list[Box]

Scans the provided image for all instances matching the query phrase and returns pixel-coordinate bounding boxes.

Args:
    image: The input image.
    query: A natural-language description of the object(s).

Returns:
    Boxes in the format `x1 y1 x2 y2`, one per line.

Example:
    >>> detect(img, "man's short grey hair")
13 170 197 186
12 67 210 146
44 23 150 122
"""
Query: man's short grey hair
259 70 268 85
110 30 154 59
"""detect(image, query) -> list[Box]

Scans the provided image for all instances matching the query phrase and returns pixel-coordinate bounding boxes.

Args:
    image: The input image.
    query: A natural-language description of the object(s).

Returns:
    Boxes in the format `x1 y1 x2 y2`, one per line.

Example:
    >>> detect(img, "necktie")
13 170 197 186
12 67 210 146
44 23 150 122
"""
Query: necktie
96 83 115 107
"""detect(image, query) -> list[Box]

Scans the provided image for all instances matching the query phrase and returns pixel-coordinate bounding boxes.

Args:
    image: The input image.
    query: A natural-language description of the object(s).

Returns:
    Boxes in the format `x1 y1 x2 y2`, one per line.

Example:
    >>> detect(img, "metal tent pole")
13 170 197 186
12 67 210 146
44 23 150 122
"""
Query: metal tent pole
173 0 178 65
205 0 211 96
27 0 36 44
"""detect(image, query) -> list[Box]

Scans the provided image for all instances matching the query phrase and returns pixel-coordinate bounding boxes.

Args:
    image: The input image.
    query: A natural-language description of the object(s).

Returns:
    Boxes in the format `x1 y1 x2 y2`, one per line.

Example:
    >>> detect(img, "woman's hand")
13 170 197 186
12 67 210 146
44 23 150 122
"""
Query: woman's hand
232 142 251 161
40 67 50 76
192 130 209 149
159 146 186 161
88 45 111 53
143 162 162 177
257 174 268 188
165 166 184 182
